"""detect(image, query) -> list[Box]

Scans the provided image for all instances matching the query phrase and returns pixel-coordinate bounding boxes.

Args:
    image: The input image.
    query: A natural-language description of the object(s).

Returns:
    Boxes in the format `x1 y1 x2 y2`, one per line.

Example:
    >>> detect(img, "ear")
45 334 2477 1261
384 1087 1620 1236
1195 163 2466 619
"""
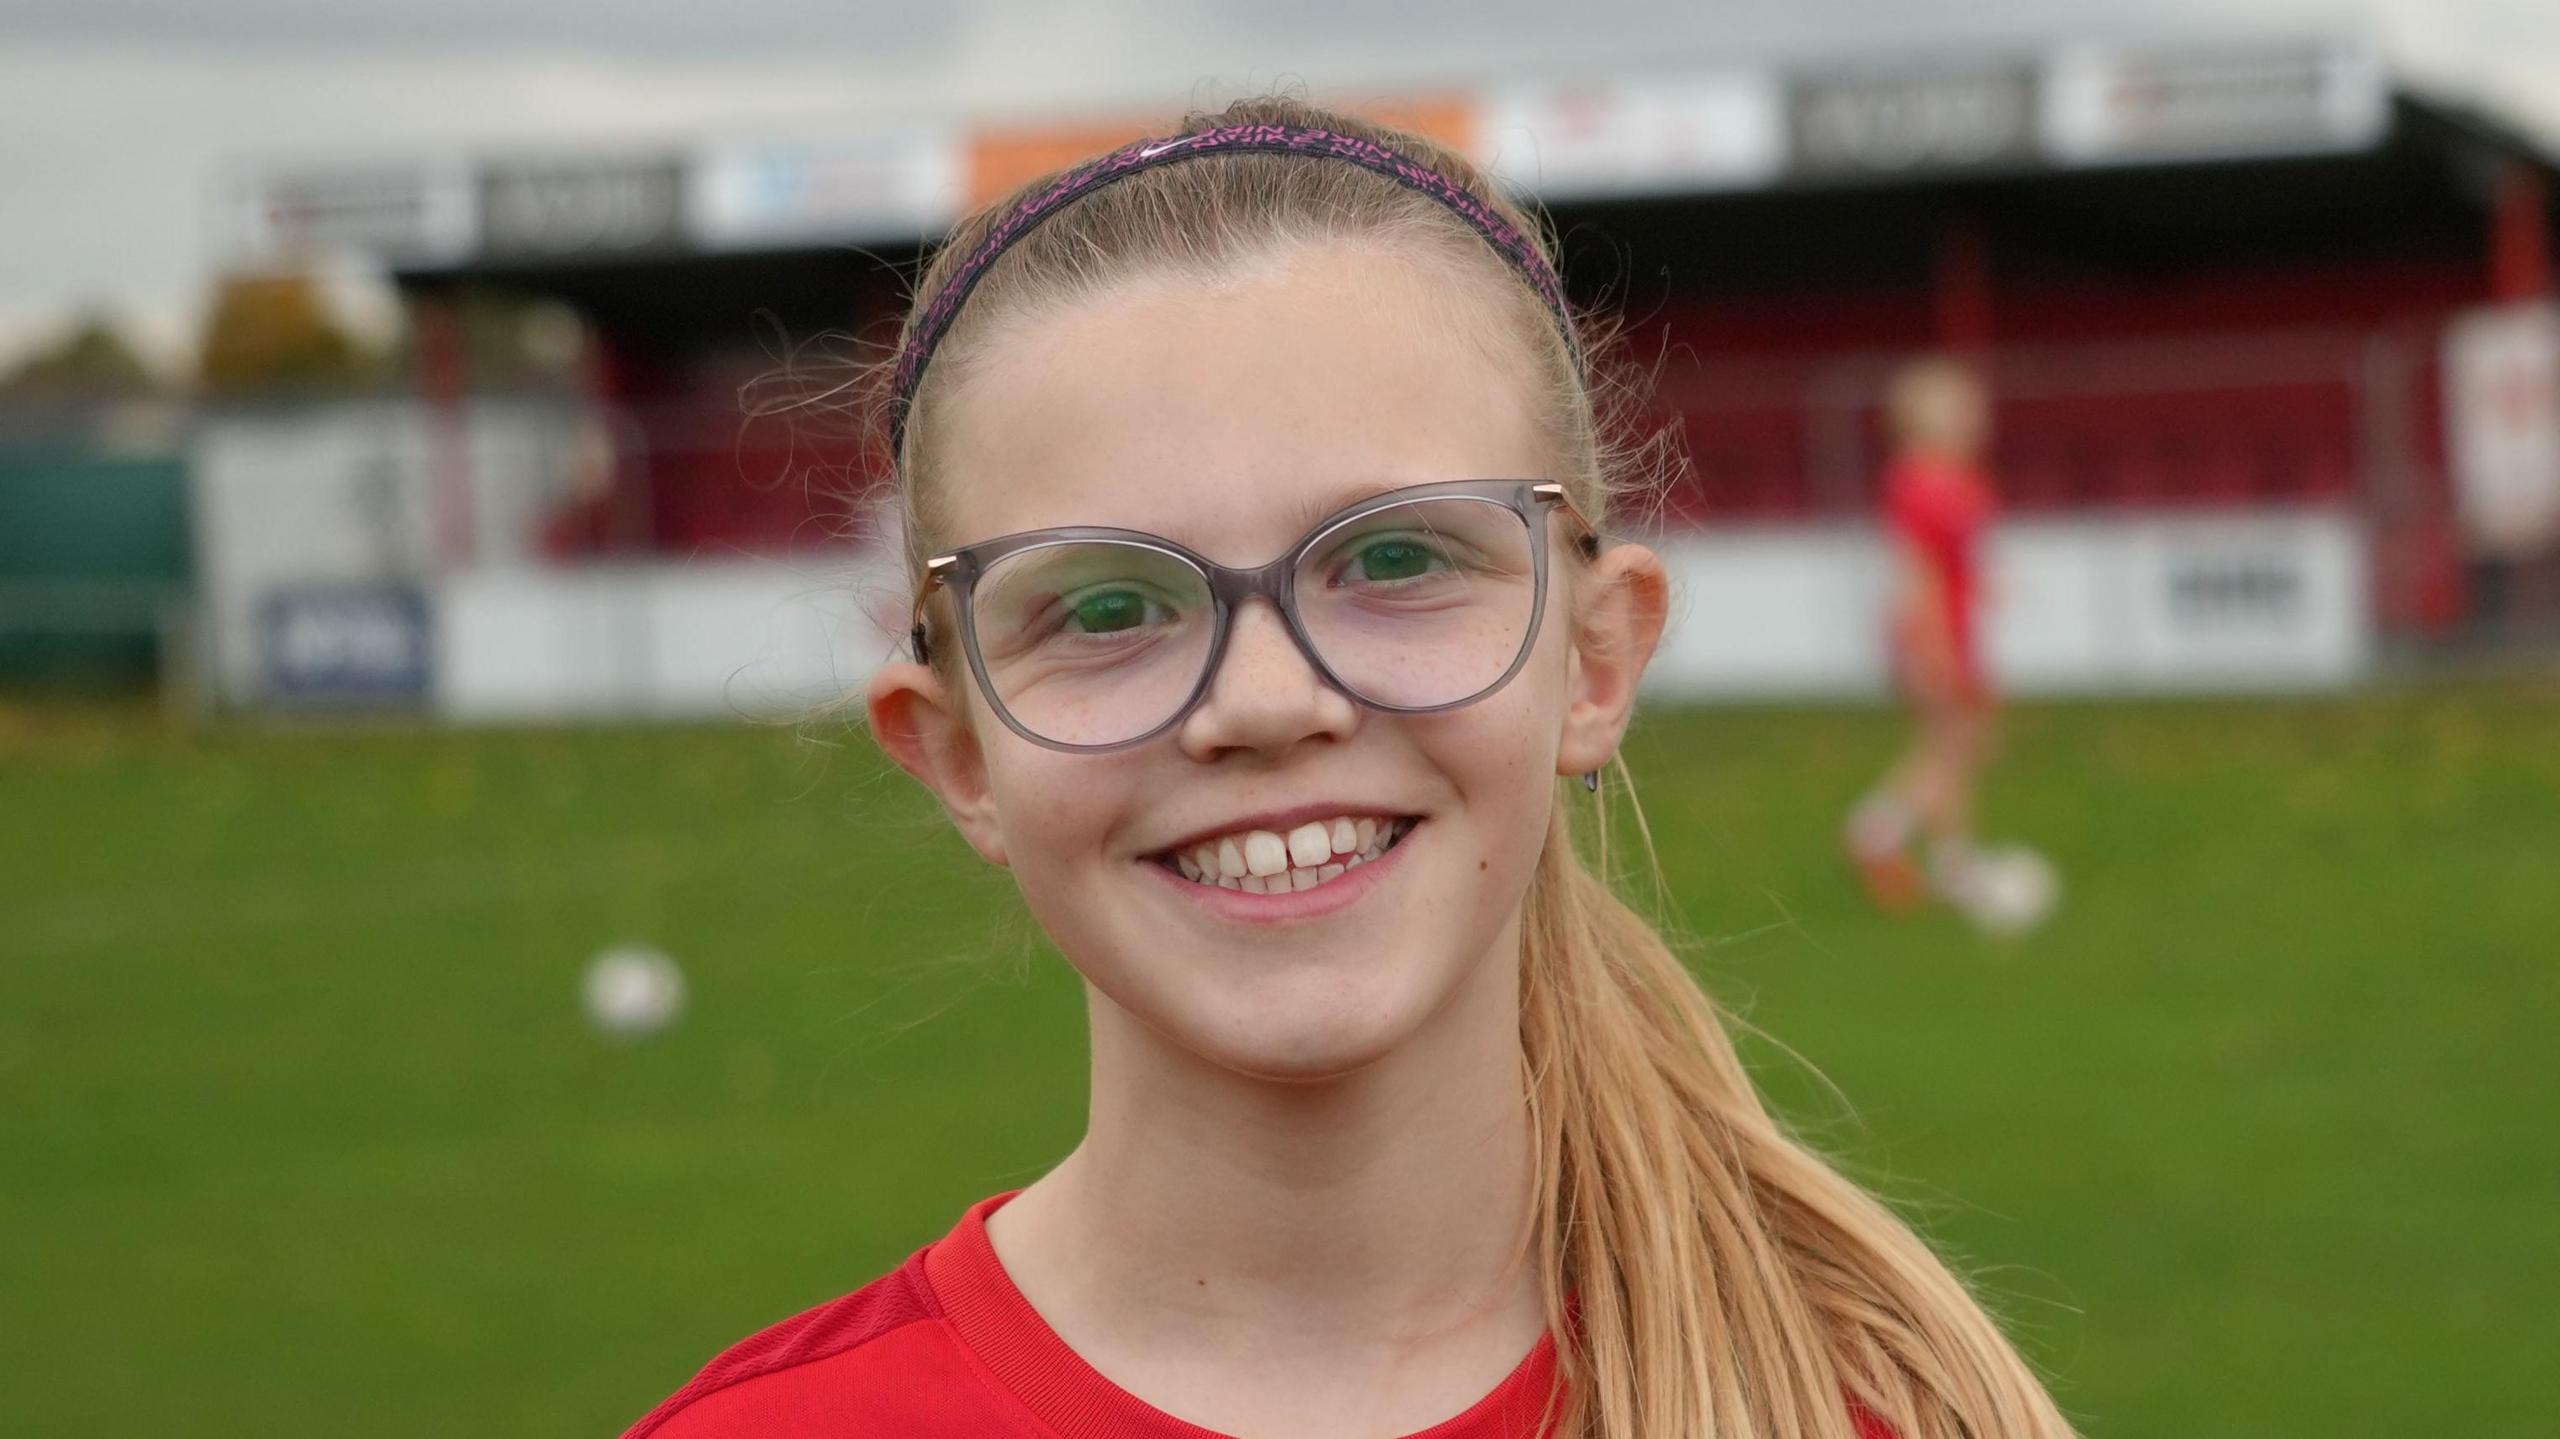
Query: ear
866 660 1010 868
1555 542 1670 779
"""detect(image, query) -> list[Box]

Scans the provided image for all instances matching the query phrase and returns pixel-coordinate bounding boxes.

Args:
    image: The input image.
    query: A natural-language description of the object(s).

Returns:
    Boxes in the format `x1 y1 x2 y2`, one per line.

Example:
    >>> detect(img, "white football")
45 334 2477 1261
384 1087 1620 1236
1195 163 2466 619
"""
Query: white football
583 945 687 1038
1963 846 2060 937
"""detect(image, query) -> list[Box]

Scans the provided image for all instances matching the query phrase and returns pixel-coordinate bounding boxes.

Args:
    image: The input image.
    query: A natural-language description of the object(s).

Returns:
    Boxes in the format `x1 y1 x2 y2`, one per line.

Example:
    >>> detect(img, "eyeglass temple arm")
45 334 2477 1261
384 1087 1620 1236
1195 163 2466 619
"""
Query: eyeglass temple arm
908 556 957 665
1533 482 1605 559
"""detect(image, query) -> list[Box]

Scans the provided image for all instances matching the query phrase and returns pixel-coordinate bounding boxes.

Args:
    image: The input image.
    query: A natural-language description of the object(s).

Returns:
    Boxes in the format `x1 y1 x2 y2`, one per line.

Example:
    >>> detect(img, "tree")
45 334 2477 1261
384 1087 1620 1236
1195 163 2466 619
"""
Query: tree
0 311 159 398
197 272 375 395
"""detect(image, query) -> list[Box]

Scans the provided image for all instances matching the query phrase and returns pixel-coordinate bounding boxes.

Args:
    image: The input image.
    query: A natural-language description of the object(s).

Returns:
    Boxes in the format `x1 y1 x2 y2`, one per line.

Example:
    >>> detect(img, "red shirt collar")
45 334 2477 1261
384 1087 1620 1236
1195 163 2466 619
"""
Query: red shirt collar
924 1191 1563 1439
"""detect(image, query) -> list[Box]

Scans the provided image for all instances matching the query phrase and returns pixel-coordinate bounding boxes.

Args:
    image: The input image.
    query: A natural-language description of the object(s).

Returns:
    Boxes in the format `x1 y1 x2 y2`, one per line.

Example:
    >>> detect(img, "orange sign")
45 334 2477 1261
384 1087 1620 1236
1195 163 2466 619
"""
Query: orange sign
1348 93 1479 156
962 94 1484 211
964 116 1159 208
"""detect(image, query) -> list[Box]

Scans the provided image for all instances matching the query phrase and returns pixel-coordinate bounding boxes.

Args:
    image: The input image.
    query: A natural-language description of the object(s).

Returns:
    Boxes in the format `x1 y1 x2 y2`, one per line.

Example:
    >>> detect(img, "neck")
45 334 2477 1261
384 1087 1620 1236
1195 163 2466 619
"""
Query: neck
995 921 1541 1353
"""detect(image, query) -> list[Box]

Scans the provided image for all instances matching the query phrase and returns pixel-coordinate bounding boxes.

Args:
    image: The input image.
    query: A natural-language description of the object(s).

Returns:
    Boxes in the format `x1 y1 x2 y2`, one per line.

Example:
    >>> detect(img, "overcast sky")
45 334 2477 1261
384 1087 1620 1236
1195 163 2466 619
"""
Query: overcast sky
4 0 2557 370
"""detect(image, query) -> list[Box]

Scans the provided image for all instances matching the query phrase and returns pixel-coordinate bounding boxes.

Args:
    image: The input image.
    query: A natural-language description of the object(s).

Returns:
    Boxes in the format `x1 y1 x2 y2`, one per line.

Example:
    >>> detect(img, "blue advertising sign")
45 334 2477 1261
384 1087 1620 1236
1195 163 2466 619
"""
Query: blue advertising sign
260 584 433 706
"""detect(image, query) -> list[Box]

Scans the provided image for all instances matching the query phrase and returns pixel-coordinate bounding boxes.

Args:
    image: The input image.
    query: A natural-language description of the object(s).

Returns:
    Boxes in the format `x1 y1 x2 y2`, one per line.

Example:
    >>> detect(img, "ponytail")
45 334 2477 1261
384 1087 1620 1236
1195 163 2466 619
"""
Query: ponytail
1519 762 2078 1438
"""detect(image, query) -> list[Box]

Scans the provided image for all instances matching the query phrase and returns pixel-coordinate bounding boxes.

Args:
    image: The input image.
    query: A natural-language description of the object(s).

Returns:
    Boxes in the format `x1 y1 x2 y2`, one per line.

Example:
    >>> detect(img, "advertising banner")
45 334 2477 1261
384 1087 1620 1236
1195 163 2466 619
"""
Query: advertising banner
694 132 964 249
1482 73 1784 199
261 584 433 705
1787 64 2040 180
2042 40 2388 166
2443 299 2560 557
1641 510 2370 699
478 156 687 261
215 162 477 269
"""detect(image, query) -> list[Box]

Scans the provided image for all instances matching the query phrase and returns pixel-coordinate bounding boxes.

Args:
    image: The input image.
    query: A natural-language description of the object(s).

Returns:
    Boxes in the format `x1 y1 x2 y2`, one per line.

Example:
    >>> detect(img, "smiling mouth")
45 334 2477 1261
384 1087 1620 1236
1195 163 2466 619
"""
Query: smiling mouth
1151 816 1421 894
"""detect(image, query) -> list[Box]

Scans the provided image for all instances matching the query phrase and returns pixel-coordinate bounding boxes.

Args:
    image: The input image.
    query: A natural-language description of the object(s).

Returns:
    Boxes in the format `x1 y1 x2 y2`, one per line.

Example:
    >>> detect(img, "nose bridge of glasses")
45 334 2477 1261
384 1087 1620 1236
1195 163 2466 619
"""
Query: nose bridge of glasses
1198 558 1335 704
1202 551 1300 612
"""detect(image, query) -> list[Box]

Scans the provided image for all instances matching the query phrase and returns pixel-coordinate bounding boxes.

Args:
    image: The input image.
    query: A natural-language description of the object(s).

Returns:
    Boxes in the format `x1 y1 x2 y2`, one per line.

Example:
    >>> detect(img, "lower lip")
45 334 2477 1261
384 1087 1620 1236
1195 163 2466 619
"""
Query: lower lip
1148 823 1417 923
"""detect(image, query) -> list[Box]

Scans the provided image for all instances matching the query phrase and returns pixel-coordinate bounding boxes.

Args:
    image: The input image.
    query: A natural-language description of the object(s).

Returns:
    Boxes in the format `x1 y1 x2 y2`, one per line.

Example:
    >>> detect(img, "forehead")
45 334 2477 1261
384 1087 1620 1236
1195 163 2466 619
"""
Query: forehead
929 241 1553 564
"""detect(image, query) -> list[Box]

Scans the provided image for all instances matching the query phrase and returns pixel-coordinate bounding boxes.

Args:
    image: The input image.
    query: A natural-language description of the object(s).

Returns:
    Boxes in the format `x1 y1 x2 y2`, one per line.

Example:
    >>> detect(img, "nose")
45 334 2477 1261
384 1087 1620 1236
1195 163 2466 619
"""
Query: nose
1176 596 1360 760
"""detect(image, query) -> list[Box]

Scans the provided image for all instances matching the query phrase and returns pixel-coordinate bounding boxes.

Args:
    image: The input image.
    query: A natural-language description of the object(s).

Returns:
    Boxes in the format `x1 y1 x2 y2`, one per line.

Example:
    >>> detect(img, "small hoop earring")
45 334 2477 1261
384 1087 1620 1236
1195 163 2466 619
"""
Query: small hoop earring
1583 769 1601 793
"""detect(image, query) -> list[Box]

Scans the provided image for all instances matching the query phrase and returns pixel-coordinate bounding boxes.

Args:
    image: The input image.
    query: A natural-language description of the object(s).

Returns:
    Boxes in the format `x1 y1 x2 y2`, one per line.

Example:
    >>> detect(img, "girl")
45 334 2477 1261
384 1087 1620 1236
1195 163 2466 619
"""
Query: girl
628 98 2076 1439
1843 358 2012 925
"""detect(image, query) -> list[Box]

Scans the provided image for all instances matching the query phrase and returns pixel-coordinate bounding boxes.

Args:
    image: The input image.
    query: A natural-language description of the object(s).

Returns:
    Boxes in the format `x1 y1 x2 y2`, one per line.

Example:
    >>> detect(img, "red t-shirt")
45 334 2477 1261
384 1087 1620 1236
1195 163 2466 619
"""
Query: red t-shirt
623 1191 1565 1438
1882 452 1997 693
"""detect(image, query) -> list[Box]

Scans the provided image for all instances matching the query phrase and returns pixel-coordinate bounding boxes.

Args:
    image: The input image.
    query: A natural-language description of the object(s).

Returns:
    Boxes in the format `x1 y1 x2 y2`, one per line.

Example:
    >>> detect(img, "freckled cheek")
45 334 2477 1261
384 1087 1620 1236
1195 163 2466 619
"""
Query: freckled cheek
1437 678 1561 787
1419 695 1558 884
1443 670 1556 860
988 752 1131 877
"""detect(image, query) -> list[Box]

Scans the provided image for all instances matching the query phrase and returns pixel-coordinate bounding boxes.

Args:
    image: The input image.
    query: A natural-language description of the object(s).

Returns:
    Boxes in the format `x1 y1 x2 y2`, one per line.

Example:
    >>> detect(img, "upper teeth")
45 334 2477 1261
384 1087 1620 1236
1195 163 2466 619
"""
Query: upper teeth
1170 816 1404 893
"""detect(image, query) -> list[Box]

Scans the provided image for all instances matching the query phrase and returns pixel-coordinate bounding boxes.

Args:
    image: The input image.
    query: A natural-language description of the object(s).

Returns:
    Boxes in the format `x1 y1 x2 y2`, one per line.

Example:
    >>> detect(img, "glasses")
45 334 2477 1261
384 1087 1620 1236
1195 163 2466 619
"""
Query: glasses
908 479 1600 753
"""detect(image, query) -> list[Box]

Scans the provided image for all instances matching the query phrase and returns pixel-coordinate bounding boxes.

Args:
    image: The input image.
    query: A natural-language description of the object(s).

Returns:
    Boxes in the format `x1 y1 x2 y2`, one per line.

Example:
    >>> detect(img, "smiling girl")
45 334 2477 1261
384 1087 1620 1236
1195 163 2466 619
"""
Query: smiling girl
625 97 2076 1439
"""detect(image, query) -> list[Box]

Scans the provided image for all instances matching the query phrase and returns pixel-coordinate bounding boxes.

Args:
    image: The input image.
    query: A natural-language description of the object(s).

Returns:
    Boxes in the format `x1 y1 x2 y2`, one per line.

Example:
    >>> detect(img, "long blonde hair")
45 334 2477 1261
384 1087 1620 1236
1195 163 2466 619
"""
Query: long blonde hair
870 94 2076 1439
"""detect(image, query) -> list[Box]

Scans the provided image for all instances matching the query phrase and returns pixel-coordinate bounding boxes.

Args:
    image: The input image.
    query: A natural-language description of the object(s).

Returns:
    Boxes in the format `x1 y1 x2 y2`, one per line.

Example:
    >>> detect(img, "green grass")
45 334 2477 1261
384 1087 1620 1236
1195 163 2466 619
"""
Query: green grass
1 683 2553 1437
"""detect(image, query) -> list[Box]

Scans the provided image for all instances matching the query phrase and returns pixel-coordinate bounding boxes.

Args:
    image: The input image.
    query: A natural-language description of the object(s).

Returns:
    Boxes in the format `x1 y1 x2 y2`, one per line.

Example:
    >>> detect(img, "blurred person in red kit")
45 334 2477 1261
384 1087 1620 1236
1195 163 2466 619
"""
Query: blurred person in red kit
1843 357 2010 921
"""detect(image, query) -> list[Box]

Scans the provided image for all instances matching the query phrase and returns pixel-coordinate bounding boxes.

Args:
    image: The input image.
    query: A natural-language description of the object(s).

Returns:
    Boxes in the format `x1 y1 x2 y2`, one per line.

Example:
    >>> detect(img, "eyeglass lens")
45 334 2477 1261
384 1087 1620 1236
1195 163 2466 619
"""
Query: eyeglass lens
965 494 1540 747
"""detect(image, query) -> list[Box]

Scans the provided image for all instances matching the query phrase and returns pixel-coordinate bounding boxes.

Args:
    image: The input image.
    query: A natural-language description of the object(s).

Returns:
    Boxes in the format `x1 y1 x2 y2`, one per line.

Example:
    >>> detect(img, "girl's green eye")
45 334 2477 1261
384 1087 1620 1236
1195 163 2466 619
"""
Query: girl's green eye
1066 589 1149 633
1356 539 1438 582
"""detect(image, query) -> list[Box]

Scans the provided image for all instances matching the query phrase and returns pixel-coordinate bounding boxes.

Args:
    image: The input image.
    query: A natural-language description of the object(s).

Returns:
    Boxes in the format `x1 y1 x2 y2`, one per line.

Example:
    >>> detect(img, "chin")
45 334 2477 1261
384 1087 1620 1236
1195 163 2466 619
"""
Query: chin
1203 1024 1413 1080
1204 1023 1414 1085
1162 971 1440 1085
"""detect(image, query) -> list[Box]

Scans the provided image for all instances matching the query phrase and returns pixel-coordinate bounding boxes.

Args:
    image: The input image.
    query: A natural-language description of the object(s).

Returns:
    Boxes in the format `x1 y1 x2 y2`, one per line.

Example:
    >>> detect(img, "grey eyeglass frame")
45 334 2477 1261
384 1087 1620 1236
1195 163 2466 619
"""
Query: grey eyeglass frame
907 478 1602 754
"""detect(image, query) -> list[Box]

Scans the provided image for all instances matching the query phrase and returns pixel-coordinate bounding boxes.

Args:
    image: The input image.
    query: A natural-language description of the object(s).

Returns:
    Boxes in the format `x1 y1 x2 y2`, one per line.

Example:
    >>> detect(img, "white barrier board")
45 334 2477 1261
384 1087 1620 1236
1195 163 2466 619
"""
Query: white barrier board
1642 509 2369 700
432 556 902 722
192 401 2370 719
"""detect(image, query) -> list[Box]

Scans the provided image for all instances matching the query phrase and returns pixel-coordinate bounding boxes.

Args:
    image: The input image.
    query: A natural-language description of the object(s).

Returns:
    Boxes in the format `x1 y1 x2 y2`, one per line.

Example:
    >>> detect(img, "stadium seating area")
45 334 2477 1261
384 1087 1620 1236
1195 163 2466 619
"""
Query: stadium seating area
1657 364 2368 520
537 396 877 560
521 277 2482 645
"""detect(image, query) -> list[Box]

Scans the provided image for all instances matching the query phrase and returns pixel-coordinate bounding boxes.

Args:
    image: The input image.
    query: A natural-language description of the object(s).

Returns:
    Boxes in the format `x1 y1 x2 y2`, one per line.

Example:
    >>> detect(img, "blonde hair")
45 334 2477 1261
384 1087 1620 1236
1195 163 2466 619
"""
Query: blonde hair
873 95 2075 1439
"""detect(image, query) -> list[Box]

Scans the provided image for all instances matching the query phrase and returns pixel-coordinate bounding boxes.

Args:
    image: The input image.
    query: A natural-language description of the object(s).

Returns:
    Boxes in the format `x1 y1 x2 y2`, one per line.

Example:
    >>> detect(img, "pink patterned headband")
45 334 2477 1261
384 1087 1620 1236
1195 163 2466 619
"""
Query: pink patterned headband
888 121 1580 454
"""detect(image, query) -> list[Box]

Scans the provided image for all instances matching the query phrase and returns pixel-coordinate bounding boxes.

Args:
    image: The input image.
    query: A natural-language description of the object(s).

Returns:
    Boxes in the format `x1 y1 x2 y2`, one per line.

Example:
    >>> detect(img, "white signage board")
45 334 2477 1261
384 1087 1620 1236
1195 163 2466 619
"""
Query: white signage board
1640 509 2369 700
432 555 903 721
1482 73 1785 200
213 162 478 270
2042 39 2388 166
2442 299 2560 558
1989 511 2371 692
693 131 966 250
1644 526 1886 697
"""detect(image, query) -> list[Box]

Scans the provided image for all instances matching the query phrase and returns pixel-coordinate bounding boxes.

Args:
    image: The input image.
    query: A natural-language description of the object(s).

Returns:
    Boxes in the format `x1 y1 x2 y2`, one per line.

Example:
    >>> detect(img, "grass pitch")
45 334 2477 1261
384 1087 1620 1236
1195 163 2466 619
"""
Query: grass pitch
1 682 2552 1436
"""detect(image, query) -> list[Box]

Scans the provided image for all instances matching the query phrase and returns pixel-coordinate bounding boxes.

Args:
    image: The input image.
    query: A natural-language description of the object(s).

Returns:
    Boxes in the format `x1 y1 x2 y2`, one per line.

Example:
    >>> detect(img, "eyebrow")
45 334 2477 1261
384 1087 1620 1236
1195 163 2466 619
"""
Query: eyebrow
1278 479 1411 536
